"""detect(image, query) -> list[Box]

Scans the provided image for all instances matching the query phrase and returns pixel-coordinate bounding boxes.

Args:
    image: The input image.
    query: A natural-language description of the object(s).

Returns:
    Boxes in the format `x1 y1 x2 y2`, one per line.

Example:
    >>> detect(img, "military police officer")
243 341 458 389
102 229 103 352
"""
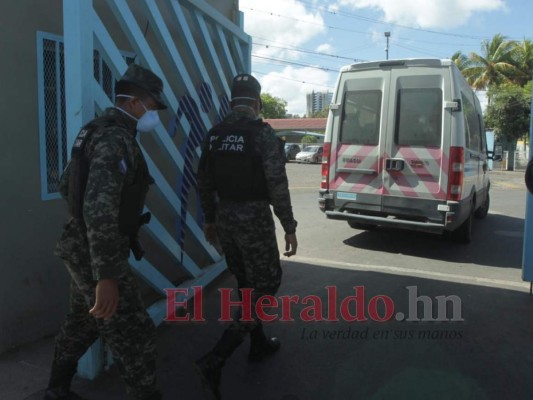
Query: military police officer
45 64 165 400
195 74 298 399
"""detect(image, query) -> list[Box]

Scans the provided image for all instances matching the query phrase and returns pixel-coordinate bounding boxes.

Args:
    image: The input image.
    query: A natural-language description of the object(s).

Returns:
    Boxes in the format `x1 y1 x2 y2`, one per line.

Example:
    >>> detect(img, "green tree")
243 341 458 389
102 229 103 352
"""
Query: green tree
310 107 330 118
260 92 287 118
462 34 521 102
301 135 318 144
484 82 531 170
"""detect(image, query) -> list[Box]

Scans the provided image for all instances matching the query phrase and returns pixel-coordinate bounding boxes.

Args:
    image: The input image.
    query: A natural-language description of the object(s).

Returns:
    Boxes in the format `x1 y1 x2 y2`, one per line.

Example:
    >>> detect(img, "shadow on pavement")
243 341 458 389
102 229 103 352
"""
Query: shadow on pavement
39 261 533 400
342 213 524 269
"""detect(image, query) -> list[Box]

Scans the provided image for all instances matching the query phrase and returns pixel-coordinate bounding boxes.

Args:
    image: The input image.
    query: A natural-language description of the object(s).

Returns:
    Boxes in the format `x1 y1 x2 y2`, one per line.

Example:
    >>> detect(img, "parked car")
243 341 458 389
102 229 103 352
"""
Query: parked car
284 143 301 161
296 145 324 163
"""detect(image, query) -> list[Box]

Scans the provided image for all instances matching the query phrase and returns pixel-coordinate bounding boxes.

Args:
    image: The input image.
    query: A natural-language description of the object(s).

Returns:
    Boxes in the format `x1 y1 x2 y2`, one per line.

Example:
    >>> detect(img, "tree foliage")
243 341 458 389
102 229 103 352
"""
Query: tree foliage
310 107 330 118
460 34 521 95
484 82 531 142
260 92 287 119
454 34 533 170
301 135 319 144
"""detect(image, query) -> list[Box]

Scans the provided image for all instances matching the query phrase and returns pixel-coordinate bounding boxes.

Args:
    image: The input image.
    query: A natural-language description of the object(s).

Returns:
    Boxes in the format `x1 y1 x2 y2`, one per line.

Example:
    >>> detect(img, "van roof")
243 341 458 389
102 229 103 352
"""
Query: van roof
340 58 453 73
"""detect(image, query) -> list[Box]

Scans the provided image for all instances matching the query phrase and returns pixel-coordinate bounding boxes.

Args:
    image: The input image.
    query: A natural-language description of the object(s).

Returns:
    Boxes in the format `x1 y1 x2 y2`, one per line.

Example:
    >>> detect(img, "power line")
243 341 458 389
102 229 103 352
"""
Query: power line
393 42 446 59
290 0 494 41
254 70 335 90
241 6 485 60
252 54 341 72
253 40 365 63
242 4 533 55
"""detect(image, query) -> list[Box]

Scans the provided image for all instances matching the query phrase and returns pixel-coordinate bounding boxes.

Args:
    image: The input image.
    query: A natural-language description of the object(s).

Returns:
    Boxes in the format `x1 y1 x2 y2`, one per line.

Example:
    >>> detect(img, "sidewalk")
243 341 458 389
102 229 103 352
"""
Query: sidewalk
3 258 533 400
489 169 526 190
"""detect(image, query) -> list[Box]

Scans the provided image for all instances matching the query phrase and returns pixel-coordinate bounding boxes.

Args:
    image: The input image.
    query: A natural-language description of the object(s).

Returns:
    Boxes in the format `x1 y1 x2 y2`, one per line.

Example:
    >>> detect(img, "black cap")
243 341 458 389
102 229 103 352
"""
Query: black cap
231 74 261 101
116 63 167 110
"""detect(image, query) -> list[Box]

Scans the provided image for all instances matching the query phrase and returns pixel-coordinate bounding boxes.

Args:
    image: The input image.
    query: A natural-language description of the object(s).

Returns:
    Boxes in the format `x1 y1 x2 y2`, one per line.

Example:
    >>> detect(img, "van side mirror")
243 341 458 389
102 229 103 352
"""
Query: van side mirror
488 144 503 161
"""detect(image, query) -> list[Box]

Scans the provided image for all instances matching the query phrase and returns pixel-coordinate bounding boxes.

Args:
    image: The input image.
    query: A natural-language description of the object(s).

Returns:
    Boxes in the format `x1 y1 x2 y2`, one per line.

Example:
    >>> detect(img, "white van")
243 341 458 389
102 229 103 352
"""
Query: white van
318 59 490 243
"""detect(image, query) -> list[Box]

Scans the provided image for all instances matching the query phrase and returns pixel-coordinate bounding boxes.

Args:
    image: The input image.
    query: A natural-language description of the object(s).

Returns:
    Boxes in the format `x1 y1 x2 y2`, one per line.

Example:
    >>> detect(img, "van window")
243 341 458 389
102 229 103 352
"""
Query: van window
340 90 381 145
462 93 481 151
395 88 442 147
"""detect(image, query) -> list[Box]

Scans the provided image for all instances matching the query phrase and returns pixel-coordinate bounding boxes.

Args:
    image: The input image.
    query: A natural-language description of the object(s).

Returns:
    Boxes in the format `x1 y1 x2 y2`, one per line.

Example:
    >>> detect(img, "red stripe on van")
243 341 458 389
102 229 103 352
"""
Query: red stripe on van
348 159 381 192
397 147 446 200
330 144 380 191
388 173 420 198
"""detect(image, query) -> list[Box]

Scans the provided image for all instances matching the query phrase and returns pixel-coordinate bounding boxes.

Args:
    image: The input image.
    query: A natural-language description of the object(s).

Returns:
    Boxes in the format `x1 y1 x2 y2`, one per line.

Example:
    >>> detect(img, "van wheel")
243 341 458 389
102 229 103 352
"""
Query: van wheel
449 207 473 244
474 192 490 219
348 221 376 231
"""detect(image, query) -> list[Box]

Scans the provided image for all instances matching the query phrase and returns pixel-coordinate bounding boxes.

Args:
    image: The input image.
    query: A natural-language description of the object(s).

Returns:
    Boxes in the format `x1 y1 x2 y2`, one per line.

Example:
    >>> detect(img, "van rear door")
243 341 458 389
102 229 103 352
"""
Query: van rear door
382 68 451 217
329 74 387 213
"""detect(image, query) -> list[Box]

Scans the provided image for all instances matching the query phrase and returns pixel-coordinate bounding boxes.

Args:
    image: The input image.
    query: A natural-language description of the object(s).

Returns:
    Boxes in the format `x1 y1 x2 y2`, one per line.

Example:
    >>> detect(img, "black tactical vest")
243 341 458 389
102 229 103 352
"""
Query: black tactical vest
207 119 269 202
67 115 152 236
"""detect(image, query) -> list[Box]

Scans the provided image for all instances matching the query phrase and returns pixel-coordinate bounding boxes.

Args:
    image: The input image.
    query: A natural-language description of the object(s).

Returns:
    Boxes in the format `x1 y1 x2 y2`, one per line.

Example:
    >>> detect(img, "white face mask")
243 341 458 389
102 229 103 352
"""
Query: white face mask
136 108 160 132
116 94 160 132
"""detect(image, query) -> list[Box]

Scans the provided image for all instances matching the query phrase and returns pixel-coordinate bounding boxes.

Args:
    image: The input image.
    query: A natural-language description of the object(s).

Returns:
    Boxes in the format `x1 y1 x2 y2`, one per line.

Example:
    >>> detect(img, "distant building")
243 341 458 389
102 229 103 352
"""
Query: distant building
306 90 333 116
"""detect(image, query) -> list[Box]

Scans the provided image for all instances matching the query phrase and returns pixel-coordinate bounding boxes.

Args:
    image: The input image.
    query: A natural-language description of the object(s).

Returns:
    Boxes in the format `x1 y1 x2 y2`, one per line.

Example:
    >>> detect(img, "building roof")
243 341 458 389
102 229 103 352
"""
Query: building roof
264 118 327 131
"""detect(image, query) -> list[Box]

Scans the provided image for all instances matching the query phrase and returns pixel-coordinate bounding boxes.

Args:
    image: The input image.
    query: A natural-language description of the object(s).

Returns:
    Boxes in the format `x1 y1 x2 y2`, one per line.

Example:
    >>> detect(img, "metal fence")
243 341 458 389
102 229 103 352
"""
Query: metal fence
494 150 529 170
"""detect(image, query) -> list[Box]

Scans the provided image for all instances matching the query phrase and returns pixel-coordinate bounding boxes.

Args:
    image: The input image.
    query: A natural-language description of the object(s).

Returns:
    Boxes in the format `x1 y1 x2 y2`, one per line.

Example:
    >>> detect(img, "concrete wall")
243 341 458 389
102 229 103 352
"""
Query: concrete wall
0 0 68 353
0 0 242 354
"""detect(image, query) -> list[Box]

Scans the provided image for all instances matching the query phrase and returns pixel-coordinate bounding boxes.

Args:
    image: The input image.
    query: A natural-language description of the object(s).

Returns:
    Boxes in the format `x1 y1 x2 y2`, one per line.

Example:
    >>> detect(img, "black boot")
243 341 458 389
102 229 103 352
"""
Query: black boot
43 361 83 400
194 330 243 400
248 324 281 362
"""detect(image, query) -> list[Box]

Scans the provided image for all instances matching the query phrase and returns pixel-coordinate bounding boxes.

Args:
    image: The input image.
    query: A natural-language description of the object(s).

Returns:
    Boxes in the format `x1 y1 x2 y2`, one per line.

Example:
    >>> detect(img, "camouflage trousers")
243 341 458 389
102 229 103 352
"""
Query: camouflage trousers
53 259 160 400
216 200 282 337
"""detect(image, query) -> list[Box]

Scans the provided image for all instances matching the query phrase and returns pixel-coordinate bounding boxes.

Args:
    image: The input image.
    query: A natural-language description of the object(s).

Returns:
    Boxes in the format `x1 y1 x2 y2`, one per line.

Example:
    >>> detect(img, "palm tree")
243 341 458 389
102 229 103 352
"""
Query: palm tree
462 34 521 102
451 51 471 71
512 38 533 86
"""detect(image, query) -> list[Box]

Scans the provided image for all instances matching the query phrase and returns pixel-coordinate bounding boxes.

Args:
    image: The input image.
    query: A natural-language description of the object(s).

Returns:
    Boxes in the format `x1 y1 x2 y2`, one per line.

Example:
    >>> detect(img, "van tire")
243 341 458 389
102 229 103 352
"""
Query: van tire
449 205 473 244
348 221 376 231
474 192 490 219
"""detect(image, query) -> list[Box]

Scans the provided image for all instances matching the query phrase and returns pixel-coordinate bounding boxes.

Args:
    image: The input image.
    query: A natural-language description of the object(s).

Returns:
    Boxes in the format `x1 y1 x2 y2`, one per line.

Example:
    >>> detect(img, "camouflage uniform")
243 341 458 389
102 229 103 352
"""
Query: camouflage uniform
197 108 297 335
51 104 160 399
194 73 296 400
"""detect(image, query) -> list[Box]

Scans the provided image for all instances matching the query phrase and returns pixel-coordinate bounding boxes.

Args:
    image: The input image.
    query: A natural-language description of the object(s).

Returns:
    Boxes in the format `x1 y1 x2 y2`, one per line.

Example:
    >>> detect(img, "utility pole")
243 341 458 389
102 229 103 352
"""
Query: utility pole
384 31 390 60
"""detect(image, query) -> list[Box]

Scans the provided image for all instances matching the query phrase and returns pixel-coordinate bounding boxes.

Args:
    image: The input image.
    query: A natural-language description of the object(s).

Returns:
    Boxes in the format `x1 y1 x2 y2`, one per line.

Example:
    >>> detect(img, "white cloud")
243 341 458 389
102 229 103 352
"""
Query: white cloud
240 0 326 60
316 43 335 55
335 0 506 28
258 66 333 116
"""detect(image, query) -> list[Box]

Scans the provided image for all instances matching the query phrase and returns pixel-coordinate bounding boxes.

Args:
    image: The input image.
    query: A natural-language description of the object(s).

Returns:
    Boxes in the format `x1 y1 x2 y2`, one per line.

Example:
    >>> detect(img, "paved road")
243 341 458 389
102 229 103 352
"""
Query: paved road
4 165 533 400
283 163 528 290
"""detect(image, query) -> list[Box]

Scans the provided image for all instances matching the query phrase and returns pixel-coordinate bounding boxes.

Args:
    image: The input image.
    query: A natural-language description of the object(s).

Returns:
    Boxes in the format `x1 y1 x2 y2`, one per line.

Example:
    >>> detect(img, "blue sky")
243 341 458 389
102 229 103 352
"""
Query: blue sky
239 0 532 115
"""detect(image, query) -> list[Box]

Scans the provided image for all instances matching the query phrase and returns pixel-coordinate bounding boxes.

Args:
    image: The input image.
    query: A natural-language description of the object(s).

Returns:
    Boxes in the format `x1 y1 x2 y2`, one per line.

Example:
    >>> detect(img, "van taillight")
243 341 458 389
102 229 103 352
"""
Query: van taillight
447 146 464 201
321 142 331 189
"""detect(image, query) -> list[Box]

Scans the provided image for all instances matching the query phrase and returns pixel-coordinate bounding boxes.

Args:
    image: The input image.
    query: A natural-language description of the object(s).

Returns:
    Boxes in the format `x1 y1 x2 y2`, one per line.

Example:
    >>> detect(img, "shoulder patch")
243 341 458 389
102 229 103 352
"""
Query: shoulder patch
72 128 90 152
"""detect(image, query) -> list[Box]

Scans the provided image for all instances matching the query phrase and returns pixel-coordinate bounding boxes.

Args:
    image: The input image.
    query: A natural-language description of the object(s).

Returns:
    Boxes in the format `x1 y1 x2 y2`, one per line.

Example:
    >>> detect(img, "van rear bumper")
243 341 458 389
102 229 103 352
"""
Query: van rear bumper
320 193 471 233
325 210 446 233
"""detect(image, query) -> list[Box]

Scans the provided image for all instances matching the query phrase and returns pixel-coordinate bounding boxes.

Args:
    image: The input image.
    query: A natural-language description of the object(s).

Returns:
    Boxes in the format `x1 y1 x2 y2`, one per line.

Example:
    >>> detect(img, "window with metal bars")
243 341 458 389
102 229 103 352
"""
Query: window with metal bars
37 31 135 200
37 33 66 200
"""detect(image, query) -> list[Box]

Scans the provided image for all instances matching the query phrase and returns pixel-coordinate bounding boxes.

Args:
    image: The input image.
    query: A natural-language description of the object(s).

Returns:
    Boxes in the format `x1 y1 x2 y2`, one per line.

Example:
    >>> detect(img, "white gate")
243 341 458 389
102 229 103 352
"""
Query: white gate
62 0 250 378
